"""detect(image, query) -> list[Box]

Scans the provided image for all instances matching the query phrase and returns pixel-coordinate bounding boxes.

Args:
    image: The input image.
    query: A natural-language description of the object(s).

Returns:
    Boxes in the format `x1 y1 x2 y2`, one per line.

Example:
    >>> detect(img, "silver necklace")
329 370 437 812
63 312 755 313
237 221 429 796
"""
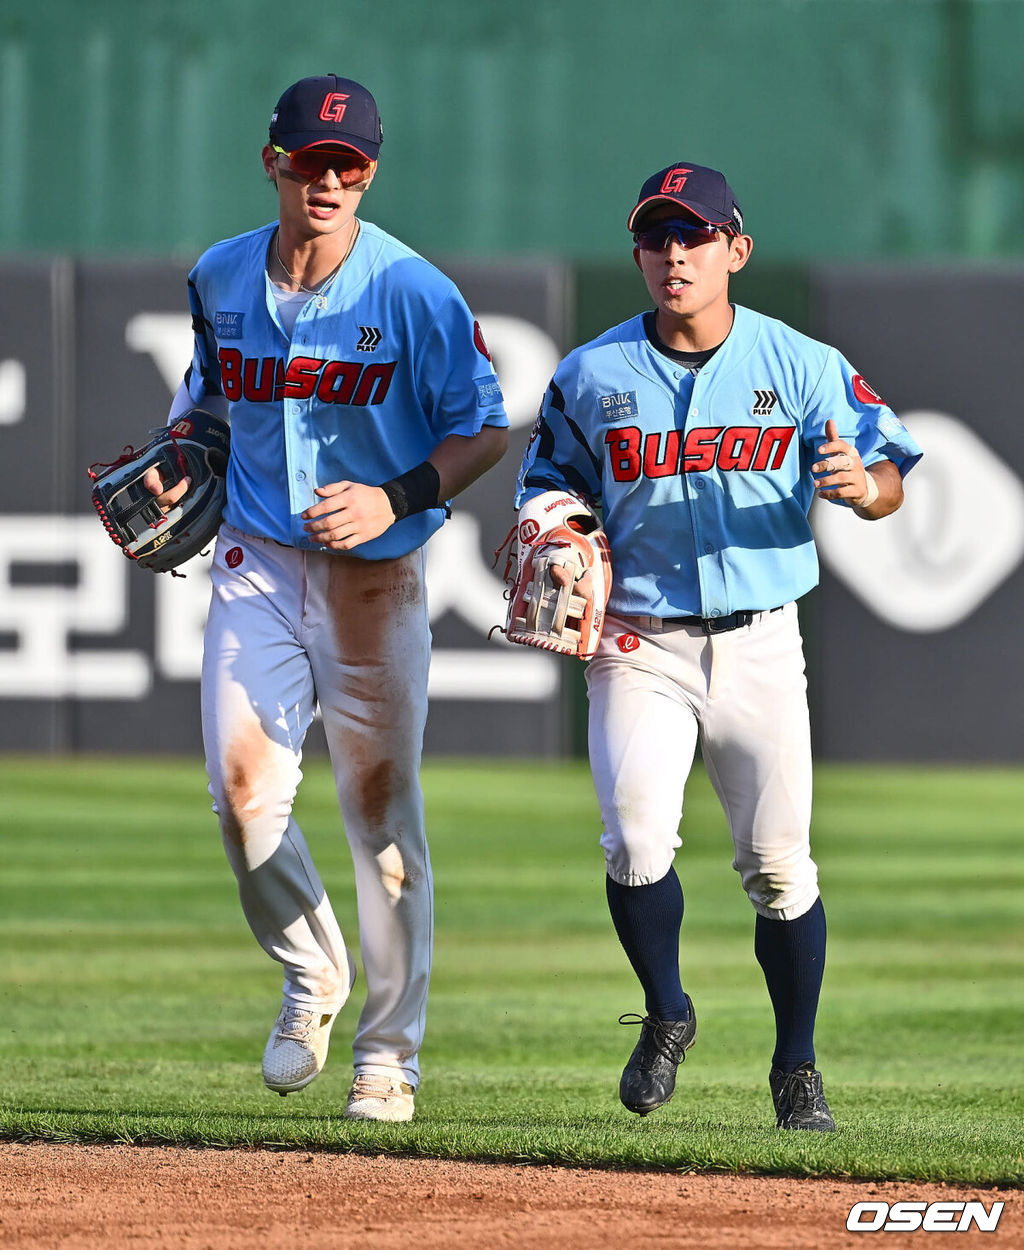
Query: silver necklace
274 220 359 309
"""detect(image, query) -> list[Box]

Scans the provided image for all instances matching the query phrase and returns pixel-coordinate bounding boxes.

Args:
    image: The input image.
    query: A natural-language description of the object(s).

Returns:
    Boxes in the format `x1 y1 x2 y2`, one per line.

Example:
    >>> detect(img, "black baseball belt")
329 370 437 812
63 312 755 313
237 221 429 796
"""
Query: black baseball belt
622 606 785 635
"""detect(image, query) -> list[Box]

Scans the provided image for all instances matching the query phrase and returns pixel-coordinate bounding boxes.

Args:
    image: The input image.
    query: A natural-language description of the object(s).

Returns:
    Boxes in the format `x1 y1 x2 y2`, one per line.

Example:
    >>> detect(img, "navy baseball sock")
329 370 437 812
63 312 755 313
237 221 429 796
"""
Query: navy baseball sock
754 895 826 1071
605 868 691 1021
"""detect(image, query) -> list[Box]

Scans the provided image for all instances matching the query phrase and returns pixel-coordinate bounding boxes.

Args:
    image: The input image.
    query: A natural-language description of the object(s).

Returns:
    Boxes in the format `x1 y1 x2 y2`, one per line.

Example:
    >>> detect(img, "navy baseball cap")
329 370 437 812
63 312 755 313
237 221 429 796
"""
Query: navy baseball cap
269 74 383 161
627 162 743 234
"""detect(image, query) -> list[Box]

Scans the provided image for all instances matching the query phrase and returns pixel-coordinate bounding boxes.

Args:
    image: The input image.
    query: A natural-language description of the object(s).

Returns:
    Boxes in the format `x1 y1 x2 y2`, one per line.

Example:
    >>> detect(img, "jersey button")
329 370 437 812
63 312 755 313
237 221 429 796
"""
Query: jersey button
710 608 721 618
704 543 714 554
690 407 699 416
695 479 706 490
295 471 306 482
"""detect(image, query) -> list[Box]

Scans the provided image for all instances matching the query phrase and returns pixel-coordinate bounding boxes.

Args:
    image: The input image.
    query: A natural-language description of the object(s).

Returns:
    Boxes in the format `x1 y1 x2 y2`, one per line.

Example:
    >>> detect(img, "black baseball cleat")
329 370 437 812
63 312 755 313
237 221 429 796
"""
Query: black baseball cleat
618 995 697 1116
769 1063 836 1131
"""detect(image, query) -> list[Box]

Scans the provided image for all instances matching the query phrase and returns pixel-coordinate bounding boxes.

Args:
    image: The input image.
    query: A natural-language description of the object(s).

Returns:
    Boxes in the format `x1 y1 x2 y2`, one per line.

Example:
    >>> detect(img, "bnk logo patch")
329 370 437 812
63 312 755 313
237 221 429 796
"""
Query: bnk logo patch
215 311 244 339
600 391 638 421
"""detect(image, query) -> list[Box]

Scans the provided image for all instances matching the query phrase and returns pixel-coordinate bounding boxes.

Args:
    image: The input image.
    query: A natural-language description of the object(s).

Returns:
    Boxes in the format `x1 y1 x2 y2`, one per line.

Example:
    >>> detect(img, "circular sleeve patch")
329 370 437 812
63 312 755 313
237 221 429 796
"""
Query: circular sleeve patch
473 320 492 360
852 374 884 405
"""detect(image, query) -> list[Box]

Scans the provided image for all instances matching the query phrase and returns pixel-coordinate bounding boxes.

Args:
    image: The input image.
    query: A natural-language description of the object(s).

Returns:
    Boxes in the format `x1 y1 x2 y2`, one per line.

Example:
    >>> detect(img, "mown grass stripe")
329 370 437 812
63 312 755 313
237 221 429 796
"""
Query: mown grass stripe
0 756 1021 1183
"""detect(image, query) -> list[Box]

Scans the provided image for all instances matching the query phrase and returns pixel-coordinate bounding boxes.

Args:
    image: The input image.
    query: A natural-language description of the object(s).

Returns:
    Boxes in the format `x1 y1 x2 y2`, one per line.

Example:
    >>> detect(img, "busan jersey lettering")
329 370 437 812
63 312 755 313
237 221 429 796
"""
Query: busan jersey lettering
185 219 506 559
516 304 922 618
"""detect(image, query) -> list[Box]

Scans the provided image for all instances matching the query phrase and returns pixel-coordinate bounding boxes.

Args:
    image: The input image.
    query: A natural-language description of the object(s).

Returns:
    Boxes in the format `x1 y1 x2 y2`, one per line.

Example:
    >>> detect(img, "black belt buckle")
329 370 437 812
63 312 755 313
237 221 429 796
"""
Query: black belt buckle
702 610 753 635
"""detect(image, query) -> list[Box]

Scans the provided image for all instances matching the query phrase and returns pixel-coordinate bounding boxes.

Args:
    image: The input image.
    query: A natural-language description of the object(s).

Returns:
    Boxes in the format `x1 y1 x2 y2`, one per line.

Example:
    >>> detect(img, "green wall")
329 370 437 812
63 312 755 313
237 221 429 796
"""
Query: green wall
3 0 1023 264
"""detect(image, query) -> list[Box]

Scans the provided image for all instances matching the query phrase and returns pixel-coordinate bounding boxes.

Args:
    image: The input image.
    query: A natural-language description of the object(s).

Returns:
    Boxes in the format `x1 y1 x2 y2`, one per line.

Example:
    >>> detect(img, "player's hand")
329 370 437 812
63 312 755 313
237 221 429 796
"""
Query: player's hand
549 558 594 604
812 419 874 506
302 480 396 550
143 466 191 512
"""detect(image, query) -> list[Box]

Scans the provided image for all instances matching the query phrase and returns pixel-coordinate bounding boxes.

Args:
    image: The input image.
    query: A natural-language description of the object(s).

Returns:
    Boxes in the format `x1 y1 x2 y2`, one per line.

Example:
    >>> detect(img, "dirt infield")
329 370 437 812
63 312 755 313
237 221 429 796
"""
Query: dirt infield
0 1142 1018 1249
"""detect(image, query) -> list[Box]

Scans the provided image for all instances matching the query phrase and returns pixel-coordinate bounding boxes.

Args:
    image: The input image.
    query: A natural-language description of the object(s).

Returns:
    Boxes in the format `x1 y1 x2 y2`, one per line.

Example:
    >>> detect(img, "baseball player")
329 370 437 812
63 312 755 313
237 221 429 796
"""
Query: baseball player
149 74 508 1121
513 161 922 1129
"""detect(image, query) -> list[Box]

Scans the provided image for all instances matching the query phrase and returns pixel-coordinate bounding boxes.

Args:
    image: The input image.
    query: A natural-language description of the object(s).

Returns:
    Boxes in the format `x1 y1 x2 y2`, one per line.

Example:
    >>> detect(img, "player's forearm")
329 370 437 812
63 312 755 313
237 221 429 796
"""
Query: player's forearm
853 461 903 520
427 426 509 500
166 380 229 425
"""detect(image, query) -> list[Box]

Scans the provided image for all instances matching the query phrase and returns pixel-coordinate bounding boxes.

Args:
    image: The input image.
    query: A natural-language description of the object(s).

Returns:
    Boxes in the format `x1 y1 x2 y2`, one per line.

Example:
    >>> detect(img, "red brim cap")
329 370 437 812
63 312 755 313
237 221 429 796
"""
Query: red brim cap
289 137 376 163
627 162 743 233
269 74 383 161
627 195 735 232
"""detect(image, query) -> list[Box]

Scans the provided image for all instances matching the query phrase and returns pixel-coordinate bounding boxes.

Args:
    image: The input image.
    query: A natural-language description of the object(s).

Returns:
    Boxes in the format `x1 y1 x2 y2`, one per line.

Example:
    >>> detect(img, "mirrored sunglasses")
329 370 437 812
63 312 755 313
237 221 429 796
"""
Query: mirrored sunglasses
634 219 730 251
273 145 372 187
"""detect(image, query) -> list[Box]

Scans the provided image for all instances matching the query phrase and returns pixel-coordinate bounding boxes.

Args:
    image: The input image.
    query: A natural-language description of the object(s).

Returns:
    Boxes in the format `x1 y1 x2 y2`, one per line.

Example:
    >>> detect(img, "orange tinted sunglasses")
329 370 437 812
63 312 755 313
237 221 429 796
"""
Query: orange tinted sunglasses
272 145 373 187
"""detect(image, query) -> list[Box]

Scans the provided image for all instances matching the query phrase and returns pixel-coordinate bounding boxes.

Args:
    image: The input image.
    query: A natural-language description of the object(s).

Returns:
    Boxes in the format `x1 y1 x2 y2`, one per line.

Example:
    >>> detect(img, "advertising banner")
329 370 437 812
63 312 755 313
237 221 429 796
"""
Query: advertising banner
0 256 570 755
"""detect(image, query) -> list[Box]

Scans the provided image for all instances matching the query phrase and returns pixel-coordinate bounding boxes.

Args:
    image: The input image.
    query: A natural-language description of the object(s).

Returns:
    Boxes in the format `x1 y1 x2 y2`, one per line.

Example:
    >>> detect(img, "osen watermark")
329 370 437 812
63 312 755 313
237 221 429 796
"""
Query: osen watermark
846 1200 1005 1233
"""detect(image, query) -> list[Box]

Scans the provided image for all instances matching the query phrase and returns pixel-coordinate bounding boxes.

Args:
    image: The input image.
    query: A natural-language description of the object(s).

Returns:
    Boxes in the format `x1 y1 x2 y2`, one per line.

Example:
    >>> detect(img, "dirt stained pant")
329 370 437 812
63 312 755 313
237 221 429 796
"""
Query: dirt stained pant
202 522 433 1086
586 602 819 920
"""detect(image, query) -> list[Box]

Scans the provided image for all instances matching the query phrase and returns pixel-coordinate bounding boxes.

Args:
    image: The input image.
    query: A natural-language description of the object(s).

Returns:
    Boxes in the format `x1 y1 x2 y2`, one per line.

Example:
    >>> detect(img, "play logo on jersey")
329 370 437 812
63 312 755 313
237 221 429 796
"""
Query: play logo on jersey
215 311 245 339
617 633 640 653
599 391 638 421
357 325 382 352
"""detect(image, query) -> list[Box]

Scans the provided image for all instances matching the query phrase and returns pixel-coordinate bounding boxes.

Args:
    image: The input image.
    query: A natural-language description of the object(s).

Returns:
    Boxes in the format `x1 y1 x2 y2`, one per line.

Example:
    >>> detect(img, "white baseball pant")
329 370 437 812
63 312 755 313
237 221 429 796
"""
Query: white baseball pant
586 602 819 920
202 522 433 1085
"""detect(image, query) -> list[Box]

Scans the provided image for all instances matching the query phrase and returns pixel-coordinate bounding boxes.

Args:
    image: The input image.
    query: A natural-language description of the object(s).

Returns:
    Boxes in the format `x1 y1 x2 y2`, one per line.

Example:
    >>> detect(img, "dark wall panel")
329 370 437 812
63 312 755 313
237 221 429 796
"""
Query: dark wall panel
808 265 1024 760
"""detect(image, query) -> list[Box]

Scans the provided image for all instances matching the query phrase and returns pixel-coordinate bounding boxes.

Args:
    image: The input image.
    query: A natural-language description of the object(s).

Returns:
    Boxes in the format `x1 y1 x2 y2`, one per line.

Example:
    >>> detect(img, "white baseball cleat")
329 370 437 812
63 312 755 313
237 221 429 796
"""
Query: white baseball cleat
343 1072 416 1122
262 1004 336 1095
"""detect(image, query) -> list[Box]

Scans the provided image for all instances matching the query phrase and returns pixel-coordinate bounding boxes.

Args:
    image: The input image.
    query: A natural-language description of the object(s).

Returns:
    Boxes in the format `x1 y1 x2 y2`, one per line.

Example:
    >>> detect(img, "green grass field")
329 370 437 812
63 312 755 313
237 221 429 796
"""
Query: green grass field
0 755 1021 1184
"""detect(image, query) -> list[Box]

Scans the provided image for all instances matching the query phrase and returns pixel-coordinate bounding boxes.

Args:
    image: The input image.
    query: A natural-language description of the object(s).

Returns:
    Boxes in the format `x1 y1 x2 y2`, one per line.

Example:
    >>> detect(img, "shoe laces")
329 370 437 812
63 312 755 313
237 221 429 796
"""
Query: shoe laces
275 1006 324 1044
777 1065 819 1112
618 1013 691 1064
350 1073 410 1099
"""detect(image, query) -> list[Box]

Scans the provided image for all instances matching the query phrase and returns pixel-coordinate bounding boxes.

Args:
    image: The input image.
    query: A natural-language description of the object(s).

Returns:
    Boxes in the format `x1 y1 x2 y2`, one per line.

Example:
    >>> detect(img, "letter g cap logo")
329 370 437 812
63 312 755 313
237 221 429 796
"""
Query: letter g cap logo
319 92 350 123
661 167 692 194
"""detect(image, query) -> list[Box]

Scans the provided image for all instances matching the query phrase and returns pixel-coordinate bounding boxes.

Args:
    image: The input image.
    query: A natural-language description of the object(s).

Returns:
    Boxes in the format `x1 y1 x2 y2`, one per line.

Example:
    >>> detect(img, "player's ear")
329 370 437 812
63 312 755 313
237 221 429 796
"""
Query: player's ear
632 245 643 272
727 233 753 274
262 145 279 185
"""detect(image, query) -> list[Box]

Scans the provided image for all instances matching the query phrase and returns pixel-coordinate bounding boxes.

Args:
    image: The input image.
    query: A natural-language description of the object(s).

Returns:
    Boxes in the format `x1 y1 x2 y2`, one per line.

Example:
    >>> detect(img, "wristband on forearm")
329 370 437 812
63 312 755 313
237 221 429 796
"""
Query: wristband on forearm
856 471 880 509
381 461 441 521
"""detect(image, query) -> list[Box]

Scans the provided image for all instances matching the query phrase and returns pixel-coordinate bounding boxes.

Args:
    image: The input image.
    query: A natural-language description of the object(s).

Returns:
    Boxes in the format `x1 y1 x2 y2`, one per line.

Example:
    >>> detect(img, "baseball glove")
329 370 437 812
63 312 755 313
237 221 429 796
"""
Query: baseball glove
499 491 612 660
88 408 230 573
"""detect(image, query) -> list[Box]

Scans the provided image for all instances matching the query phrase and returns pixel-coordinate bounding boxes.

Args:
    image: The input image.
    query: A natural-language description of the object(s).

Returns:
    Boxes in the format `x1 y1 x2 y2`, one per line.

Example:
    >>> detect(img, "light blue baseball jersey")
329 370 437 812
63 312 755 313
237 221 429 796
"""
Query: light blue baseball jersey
516 304 922 618
184 219 508 558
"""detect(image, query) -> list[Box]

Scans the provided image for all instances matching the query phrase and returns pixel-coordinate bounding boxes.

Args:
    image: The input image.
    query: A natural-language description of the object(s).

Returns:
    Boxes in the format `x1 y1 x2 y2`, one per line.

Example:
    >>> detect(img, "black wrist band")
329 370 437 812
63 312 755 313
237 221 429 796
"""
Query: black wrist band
381 461 441 521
